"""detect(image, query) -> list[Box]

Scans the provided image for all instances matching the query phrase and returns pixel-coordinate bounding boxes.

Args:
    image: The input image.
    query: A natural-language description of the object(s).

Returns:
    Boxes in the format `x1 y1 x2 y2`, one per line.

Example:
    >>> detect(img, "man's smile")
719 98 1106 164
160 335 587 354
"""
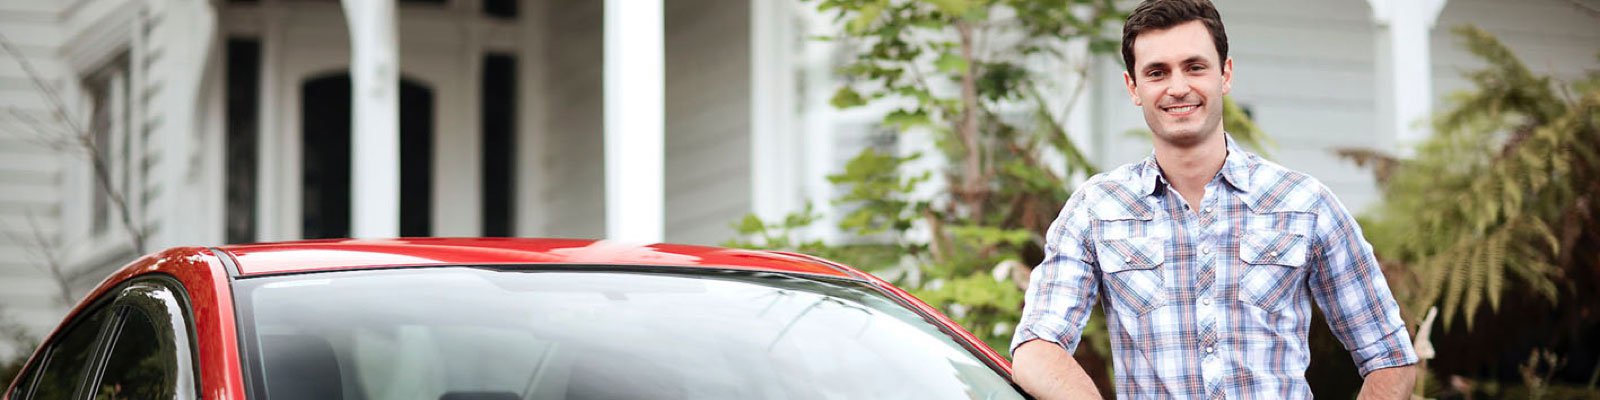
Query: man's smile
1161 102 1201 117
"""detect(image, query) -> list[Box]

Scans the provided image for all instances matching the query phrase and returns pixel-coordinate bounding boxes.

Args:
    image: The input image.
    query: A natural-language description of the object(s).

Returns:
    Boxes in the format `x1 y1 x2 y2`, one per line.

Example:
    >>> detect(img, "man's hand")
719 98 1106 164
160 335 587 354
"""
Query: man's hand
1357 364 1417 399
1011 339 1103 400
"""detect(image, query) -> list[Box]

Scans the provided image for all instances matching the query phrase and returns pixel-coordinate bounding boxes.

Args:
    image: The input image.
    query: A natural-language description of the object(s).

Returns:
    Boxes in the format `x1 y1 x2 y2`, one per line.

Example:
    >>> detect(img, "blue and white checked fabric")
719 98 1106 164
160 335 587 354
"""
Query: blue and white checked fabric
1012 135 1417 399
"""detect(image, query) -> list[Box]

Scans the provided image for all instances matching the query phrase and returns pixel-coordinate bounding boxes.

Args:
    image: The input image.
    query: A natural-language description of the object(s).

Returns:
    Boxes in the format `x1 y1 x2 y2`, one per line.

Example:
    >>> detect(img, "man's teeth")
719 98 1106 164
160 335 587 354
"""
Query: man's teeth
1165 105 1197 113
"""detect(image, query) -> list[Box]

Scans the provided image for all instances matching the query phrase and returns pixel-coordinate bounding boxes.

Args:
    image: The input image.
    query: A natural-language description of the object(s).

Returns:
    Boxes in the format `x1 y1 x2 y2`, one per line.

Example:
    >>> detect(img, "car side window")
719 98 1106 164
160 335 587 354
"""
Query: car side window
93 309 175 399
22 304 113 399
91 280 198 400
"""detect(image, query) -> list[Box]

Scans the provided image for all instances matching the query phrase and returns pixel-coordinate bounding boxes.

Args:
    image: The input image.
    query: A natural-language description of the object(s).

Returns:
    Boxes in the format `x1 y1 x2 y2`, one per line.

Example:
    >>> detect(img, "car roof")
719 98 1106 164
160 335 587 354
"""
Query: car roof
213 238 864 279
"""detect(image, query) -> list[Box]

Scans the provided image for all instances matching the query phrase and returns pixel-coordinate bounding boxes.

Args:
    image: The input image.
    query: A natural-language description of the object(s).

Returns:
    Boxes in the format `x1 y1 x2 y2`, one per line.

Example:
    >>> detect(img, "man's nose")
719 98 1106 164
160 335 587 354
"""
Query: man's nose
1166 74 1191 98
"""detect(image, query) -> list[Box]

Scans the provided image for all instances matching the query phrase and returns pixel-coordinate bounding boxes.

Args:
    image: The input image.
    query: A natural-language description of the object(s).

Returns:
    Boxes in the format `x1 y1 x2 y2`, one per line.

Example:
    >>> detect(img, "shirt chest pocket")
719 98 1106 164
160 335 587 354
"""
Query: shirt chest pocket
1238 230 1310 312
1096 237 1167 317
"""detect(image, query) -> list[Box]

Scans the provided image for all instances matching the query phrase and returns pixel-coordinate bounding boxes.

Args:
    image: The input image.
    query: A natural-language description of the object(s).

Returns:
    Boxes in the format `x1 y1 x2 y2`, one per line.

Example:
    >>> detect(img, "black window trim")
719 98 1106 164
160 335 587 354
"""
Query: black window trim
95 276 203 399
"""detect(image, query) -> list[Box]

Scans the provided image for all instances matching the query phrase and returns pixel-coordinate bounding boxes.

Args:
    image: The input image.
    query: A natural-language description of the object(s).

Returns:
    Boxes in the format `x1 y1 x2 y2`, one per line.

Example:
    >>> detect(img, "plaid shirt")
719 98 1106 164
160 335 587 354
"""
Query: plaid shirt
1012 135 1417 399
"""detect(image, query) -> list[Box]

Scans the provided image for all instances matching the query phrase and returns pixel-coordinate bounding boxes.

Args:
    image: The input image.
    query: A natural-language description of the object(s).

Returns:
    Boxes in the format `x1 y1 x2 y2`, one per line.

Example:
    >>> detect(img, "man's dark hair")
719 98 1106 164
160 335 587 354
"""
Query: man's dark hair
1121 0 1229 78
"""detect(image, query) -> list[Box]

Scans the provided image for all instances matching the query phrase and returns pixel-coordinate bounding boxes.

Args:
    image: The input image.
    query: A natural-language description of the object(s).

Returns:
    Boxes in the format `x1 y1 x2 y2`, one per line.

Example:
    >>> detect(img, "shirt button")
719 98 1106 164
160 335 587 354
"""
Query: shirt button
1203 207 1213 214
1205 346 1215 354
1201 247 1212 255
1201 298 1212 306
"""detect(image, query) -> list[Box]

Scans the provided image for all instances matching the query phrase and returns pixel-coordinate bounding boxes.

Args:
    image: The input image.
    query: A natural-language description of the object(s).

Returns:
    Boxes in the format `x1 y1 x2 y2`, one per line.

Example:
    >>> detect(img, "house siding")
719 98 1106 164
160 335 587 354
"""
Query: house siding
0 0 74 359
664 0 753 245
1432 0 1600 101
535 0 606 239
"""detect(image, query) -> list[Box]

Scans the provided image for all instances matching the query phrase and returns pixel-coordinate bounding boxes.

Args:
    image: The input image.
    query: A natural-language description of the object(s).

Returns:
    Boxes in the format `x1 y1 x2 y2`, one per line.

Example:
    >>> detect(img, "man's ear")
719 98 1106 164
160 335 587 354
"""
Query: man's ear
1123 71 1140 106
1221 57 1233 95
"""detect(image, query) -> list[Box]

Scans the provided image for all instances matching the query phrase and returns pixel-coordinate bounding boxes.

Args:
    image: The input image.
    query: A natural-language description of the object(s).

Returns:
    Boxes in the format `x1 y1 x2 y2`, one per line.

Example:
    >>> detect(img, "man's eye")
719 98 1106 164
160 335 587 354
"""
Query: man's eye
1188 65 1206 72
1147 70 1165 78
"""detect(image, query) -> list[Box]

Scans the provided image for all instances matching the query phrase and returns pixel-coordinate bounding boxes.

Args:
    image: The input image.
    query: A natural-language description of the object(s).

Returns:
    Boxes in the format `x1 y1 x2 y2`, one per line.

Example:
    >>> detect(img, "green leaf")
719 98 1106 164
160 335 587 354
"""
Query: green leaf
847 3 885 35
883 109 931 130
925 0 974 16
934 52 968 74
830 86 868 109
733 214 766 235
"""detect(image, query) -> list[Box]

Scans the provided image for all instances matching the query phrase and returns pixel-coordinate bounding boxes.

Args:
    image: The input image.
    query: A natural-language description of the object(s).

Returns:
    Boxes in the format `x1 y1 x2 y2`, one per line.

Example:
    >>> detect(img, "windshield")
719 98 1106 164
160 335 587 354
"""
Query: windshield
235 267 1025 400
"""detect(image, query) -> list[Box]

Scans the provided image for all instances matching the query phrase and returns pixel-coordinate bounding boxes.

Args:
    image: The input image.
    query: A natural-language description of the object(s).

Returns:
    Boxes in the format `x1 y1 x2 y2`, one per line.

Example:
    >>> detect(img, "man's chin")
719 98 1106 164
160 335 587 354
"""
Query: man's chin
1152 128 1214 147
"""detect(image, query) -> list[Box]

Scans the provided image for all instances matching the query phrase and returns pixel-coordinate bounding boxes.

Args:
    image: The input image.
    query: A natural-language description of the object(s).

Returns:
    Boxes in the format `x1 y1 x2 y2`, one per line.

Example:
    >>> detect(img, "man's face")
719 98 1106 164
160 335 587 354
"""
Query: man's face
1123 20 1232 147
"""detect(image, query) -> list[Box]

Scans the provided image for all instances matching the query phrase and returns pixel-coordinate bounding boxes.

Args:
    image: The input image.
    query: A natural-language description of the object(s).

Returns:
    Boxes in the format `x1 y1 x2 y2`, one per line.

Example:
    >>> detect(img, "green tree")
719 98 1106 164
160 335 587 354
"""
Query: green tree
1352 26 1598 330
1340 26 1600 395
729 0 1270 391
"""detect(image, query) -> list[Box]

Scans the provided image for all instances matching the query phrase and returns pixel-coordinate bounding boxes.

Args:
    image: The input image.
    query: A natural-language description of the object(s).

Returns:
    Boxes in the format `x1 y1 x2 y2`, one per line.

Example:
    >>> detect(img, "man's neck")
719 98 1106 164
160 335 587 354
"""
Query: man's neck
1153 131 1228 208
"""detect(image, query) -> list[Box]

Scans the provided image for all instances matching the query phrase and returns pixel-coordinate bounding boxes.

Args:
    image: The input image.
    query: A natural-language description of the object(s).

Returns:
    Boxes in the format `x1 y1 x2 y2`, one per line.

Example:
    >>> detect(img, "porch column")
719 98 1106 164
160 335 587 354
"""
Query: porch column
751 0 800 221
343 0 401 238
603 0 665 243
1369 0 1447 154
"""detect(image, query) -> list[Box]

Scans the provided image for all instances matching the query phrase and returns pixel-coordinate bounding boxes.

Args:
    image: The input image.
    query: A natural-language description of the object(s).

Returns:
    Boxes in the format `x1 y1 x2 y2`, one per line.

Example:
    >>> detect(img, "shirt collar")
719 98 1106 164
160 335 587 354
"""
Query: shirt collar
1137 133 1255 196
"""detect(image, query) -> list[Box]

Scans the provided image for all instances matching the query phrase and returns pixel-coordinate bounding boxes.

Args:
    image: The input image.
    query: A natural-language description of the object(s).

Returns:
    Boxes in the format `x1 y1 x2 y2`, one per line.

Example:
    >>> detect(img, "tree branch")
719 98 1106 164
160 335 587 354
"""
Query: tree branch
1569 0 1600 20
955 21 987 218
0 31 146 254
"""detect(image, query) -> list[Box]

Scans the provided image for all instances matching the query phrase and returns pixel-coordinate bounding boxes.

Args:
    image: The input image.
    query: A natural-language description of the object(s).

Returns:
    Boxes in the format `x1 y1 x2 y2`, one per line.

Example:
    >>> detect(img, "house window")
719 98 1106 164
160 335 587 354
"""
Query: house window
300 74 436 239
226 38 261 244
481 53 516 237
82 53 134 238
484 0 517 19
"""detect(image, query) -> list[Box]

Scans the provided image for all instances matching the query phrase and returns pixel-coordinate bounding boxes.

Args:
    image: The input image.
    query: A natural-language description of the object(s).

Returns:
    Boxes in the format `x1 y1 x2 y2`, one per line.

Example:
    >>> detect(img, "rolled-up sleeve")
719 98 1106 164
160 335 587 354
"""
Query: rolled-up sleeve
1307 185 1418 376
1011 194 1100 356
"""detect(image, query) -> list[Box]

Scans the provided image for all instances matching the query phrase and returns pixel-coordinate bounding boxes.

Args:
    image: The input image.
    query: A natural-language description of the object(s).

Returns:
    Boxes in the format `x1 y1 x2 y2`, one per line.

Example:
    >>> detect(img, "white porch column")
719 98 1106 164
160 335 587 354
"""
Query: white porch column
343 0 401 238
603 0 665 243
1369 0 1447 153
751 0 800 221
800 11 839 243
257 3 285 241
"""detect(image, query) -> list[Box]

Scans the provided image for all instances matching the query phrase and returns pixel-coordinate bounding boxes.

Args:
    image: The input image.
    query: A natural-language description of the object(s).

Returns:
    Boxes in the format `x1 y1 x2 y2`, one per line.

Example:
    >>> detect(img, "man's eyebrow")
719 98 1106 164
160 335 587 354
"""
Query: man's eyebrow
1181 56 1210 65
1139 61 1170 73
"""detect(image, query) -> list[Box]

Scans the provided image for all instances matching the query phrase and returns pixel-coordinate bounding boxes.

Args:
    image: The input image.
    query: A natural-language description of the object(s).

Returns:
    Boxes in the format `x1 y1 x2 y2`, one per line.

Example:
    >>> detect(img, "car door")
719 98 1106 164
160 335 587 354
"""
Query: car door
7 277 199 400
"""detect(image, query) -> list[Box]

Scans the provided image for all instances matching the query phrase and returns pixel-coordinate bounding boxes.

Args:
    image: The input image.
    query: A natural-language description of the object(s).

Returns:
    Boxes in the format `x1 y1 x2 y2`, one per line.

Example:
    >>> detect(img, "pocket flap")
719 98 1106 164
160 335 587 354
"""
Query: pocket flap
1241 230 1309 267
1096 237 1164 273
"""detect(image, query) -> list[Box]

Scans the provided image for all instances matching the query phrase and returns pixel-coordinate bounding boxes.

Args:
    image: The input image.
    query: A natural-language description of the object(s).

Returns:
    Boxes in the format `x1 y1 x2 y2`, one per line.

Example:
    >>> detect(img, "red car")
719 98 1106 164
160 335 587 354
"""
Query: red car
4 238 1024 399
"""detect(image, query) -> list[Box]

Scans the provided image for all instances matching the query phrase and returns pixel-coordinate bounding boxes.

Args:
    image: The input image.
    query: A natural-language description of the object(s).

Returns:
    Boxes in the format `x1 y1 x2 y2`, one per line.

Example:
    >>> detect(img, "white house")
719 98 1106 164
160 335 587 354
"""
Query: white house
0 0 1595 360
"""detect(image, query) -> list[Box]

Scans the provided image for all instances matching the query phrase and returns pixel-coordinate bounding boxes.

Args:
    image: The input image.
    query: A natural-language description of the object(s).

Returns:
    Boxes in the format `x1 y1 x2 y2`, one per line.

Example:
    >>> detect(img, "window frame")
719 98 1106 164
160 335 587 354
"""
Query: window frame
85 278 202 400
74 51 139 245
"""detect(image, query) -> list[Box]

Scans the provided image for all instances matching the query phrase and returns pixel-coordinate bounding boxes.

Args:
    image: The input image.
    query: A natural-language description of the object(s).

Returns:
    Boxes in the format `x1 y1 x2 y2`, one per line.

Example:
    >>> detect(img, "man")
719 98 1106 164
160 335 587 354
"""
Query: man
1009 0 1418 398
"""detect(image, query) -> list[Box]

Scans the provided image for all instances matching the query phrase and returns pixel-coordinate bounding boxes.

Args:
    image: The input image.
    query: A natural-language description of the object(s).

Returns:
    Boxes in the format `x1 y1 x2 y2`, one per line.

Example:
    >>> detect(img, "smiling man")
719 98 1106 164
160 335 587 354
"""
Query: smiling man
1009 0 1418 398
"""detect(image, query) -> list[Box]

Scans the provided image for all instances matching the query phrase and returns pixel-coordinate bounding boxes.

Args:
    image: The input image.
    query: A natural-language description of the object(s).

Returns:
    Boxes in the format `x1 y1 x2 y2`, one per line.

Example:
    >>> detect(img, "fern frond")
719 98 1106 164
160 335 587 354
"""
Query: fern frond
1485 231 1507 312
1440 243 1473 329
1463 242 1487 329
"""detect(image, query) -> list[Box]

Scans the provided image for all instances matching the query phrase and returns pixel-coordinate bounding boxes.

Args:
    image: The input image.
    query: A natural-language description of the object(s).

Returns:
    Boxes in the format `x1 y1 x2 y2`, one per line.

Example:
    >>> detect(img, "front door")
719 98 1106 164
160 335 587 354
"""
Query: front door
235 0 502 240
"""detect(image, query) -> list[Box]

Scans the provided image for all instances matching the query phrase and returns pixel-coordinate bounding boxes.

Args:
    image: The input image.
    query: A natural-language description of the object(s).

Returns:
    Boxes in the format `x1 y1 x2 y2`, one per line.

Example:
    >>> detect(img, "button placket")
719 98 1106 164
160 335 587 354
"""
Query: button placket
1197 178 1230 399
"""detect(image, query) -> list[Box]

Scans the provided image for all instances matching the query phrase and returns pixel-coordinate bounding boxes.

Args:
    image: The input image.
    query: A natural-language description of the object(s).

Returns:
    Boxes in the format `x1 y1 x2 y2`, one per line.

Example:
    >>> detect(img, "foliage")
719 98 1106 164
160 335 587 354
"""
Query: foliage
730 0 1132 359
1351 26 1600 332
729 0 1274 374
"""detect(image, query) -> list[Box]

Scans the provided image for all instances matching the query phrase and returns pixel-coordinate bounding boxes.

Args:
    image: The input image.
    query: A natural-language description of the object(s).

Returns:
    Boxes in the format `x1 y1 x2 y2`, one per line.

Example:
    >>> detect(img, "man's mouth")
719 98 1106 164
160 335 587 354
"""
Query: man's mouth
1162 103 1200 115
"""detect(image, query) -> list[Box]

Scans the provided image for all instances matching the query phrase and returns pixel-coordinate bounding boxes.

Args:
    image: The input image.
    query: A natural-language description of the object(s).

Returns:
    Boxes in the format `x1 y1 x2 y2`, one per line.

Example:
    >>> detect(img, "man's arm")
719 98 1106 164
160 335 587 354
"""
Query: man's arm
1012 340 1102 400
1305 183 1420 397
1358 365 1416 399
1011 191 1101 399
